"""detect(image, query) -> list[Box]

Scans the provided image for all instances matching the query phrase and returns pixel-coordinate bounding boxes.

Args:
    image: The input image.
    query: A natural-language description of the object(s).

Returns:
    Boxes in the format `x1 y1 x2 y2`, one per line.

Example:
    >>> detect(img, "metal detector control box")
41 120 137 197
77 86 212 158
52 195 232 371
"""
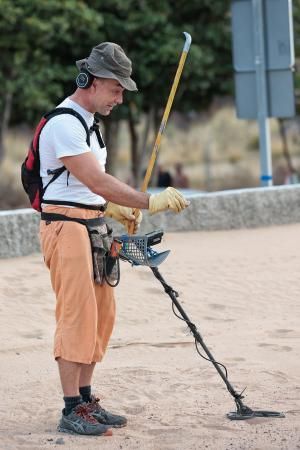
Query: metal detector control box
145 229 164 246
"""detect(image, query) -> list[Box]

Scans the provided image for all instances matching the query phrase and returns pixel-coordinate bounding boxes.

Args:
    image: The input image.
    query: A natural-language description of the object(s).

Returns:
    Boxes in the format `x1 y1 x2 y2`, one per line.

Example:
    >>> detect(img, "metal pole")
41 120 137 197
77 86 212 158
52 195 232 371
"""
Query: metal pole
252 0 272 186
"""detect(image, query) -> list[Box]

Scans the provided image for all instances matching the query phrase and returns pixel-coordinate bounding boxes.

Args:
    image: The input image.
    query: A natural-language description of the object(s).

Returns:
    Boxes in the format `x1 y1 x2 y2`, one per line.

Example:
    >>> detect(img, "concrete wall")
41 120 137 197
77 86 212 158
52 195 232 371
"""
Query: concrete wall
1 184 300 258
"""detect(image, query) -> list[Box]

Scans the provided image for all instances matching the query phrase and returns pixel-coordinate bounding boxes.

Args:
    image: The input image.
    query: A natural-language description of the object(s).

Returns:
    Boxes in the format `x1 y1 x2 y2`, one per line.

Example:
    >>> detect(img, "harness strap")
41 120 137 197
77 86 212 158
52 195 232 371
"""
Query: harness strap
42 108 106 204
94 127 105 148
90 114 105 148
42 167 67 195
41 212 105 227
45 107 91 146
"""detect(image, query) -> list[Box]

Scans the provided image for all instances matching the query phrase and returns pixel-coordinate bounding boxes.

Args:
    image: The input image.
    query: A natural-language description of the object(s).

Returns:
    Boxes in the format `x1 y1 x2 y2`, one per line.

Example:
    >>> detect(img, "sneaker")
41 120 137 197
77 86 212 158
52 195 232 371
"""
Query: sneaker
58 404 113 436
86 396 127 428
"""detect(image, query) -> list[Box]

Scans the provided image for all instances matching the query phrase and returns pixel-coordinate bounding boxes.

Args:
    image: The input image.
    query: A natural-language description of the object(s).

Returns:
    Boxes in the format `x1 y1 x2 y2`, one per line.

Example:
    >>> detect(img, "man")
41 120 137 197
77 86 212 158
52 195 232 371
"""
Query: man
173 162 189 188
39 42 189 437
157 164 173 187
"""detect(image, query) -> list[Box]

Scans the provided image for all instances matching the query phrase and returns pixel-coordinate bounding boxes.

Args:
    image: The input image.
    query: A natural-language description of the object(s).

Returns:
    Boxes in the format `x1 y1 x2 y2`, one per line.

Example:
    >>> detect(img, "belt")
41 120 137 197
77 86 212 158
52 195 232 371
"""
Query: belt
41 212 105 226
42 200 107 211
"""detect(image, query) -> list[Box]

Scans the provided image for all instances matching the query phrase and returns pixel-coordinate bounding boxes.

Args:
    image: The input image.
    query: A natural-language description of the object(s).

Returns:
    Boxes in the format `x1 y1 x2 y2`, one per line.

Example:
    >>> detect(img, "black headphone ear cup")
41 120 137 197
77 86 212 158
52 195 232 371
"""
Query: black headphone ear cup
76 69 94 89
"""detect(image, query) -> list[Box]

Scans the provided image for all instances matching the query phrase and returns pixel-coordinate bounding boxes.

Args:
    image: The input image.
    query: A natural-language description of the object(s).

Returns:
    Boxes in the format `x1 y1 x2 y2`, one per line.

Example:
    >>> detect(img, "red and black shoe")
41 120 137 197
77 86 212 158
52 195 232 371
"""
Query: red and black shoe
86 396 127 428
58 403 113 436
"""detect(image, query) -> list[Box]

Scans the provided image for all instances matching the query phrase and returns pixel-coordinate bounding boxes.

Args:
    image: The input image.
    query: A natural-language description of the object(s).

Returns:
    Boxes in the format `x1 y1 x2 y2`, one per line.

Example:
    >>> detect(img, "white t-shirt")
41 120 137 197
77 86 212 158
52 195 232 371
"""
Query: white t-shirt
39 98 107 206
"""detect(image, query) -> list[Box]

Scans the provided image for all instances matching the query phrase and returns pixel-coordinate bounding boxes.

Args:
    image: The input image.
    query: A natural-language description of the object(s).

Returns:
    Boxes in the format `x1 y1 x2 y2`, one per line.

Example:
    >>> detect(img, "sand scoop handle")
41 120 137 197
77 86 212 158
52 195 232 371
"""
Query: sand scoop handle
128 32 192 235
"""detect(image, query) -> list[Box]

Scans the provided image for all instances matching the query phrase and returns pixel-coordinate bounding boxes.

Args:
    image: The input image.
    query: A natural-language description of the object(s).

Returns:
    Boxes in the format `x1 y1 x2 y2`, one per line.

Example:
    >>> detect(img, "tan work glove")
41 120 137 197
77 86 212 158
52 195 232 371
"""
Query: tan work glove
149 187 190 215
105 202 143 234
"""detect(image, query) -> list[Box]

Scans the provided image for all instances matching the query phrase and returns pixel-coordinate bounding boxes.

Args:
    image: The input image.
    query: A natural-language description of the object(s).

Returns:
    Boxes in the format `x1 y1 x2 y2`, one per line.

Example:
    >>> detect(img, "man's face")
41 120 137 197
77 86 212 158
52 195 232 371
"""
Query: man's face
92 78 124 115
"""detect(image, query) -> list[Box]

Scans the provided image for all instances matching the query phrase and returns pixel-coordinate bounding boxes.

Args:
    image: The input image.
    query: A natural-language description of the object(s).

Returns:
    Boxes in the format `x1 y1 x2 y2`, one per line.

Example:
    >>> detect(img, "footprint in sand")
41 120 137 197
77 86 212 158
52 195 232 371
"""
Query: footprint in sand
123 405 145 415
203 424 234 432
204 315 234 323
258 342 293 352
21 331 43 340
208 303 226 310
152 341 192 349
276 329 293 334
276 345 293 352
147 427 180 435
145 287 164 296
262 370 288 381
265 328 298 341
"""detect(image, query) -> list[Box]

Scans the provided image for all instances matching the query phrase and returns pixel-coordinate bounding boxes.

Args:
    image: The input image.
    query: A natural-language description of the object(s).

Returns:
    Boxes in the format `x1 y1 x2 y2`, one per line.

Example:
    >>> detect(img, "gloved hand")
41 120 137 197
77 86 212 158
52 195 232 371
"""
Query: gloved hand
105 202 143 234
149 187 190 215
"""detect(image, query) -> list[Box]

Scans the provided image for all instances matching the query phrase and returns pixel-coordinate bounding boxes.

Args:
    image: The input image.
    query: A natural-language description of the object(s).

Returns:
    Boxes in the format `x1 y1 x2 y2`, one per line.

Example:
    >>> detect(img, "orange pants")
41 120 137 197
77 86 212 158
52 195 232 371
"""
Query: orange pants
39 205 116 364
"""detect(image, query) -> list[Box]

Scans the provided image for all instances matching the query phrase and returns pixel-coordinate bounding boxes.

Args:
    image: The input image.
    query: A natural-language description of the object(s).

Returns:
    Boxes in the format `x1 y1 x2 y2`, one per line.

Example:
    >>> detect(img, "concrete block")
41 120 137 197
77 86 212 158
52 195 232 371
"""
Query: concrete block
1 185 300 258
0 209 40 258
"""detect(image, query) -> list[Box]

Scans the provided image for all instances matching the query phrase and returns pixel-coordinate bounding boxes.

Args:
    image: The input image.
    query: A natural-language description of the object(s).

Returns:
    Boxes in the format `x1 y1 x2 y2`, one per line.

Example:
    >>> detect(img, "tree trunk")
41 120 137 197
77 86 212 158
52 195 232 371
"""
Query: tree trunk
0 91 13 164
128 103 139 187
138 107 154 187
102 117 120 176
148 106 162 187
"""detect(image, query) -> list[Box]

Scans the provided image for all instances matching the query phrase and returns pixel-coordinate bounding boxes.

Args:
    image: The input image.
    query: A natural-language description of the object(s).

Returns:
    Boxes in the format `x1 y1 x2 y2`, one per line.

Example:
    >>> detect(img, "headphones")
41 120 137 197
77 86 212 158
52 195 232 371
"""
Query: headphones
76 67 94 89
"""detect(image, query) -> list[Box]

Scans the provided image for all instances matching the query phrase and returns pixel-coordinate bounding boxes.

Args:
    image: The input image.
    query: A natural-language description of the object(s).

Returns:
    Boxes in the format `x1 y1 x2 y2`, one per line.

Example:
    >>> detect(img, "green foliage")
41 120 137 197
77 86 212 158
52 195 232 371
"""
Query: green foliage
1 1 299 123
0 0 233 125
97 0 232 118
168 0 233 109
0 0 104 123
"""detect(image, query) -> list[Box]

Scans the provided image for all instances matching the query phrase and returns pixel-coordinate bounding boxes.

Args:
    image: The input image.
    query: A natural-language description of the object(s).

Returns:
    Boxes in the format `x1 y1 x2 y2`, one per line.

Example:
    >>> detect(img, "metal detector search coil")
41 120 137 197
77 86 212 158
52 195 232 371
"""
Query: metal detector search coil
119 230 170 267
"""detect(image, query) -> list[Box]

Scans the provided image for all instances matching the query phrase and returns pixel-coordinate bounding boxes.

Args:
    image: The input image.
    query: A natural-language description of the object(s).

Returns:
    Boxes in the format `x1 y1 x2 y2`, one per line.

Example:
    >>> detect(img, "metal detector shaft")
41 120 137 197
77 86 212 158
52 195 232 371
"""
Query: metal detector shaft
150 265 285 419
150 266 241 400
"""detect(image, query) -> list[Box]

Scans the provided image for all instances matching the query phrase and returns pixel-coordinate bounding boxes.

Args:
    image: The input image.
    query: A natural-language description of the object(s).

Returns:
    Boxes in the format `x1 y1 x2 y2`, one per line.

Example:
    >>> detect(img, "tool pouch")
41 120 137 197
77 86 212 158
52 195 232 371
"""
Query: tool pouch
86 223 120 286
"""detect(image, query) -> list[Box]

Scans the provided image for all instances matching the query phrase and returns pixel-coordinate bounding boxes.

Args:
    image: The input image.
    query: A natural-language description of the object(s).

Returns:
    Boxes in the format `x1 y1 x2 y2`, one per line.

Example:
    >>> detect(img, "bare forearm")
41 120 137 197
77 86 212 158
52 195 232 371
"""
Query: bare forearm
91 171 150 208
60 153 150 208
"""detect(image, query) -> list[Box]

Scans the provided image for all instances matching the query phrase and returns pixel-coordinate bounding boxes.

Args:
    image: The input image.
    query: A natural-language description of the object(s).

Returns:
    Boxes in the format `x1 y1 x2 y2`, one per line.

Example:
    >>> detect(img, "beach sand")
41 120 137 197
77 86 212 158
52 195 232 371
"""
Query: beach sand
0 224 299 450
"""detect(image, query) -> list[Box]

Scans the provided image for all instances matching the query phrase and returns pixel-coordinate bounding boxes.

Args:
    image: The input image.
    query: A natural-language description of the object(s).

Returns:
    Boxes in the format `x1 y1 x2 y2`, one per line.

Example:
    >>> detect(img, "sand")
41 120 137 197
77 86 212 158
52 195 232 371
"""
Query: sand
0 224 299 450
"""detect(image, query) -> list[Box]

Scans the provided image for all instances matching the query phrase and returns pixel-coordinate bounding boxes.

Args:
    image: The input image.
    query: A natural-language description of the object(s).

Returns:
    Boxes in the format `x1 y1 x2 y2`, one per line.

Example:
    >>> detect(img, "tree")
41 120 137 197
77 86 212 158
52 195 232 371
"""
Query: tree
0 0 104 162
98 0 232 185
0 0 236 187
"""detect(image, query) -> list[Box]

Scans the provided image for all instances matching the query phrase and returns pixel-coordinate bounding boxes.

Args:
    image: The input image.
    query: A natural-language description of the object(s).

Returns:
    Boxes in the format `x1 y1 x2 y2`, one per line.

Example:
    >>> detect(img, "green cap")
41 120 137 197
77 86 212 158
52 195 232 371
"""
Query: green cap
76 42 137 91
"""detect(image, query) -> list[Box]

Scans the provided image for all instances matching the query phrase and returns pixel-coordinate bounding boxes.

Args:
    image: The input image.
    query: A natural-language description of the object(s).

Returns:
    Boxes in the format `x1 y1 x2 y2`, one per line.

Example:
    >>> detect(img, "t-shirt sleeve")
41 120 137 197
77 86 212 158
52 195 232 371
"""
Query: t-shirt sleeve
49 114 91 159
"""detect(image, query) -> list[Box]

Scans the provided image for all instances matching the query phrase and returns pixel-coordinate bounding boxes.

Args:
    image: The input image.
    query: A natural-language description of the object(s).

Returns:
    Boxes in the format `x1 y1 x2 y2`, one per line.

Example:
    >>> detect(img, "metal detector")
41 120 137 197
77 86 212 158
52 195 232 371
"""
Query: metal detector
118 229 285 420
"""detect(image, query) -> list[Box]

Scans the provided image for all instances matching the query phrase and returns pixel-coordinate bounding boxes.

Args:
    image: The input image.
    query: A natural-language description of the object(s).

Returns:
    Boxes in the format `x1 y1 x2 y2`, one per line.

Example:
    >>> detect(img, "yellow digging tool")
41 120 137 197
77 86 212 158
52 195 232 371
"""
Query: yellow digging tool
129 31 192 234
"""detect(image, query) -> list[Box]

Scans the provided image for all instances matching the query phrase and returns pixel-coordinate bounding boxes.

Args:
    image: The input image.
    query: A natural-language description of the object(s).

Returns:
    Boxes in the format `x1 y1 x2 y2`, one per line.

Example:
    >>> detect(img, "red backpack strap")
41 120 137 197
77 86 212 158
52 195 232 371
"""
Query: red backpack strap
21 107 96 212
45 107 91 145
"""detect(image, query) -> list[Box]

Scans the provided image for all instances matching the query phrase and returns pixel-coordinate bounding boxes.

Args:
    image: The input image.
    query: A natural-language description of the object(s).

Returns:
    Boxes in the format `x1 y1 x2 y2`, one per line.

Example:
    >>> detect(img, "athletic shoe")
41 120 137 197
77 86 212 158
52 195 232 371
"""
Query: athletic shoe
58 404 113 436
86 396 127 428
